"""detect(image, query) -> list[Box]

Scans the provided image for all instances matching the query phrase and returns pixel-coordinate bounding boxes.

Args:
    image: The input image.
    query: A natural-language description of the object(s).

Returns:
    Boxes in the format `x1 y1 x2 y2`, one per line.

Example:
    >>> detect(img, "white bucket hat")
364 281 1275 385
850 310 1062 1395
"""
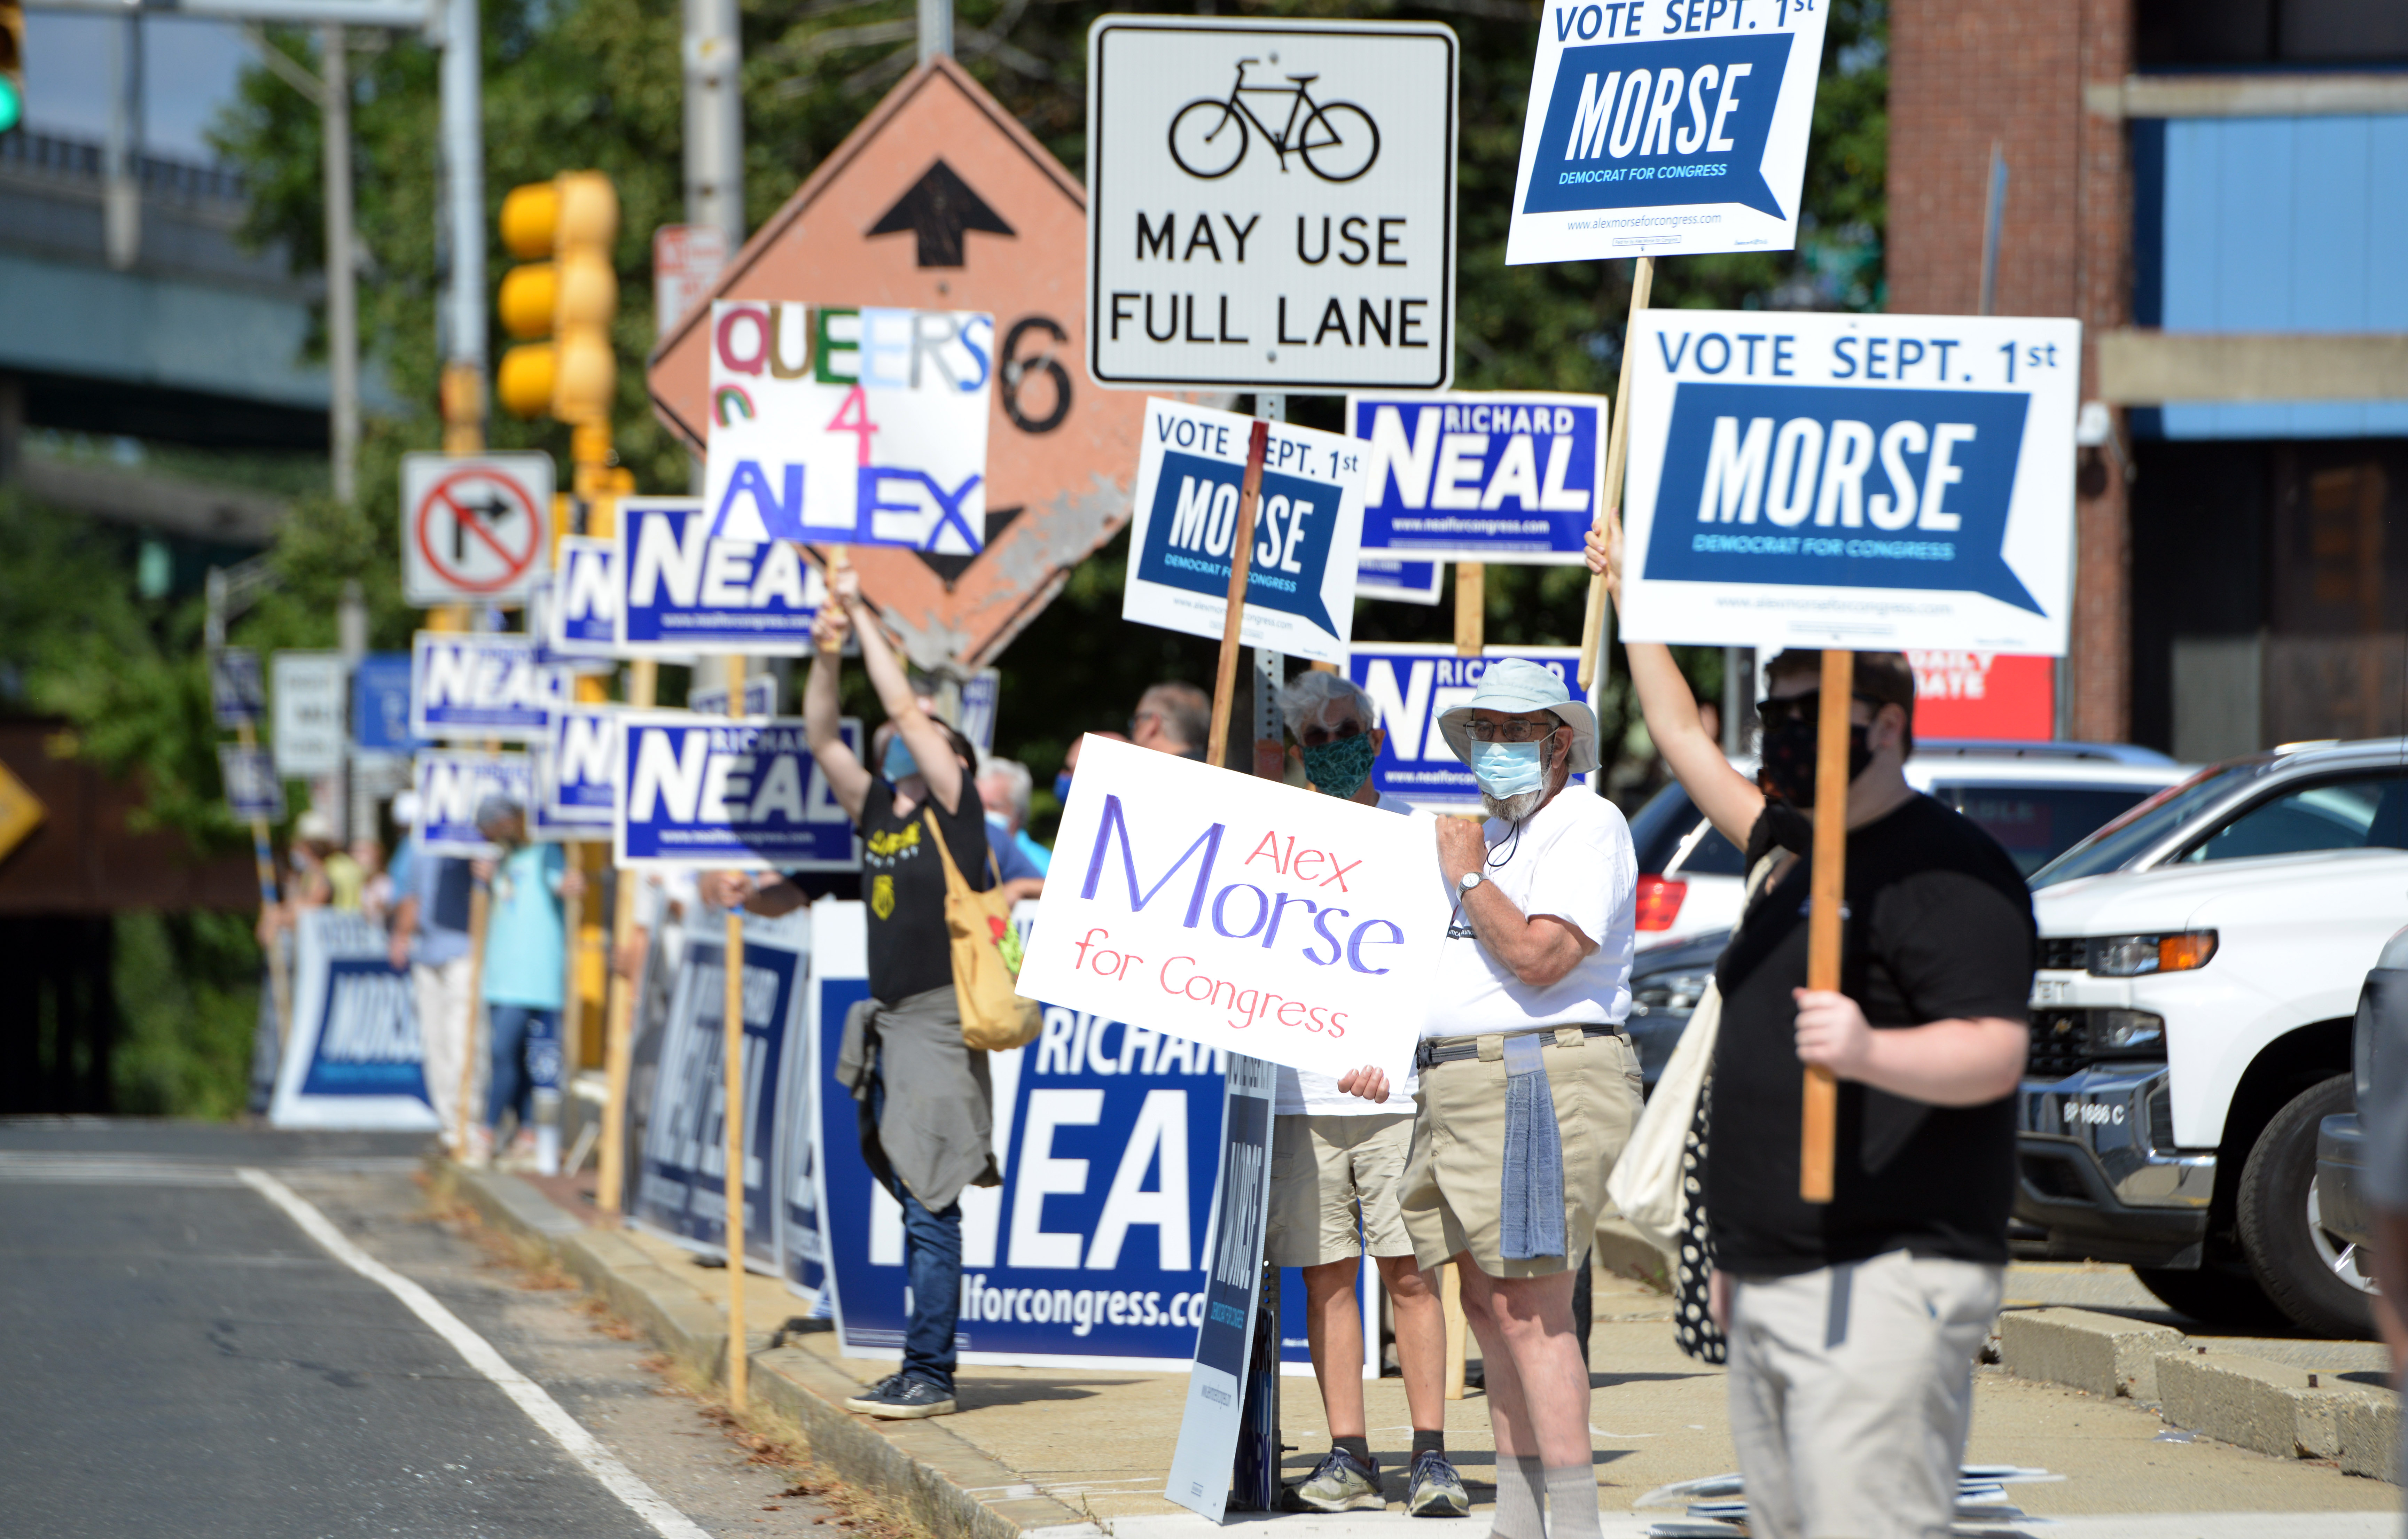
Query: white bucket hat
1435 658 1601 776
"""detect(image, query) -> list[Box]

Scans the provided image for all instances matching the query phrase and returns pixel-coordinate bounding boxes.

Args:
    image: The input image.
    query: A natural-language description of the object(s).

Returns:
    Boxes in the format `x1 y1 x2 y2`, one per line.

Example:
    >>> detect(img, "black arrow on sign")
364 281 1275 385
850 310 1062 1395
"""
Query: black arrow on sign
868 159 1015 268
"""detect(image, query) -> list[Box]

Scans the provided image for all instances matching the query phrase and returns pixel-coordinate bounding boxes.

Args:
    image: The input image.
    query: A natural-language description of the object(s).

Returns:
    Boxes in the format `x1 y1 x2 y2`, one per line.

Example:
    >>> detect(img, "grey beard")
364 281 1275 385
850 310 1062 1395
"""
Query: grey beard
1480 787 1545 822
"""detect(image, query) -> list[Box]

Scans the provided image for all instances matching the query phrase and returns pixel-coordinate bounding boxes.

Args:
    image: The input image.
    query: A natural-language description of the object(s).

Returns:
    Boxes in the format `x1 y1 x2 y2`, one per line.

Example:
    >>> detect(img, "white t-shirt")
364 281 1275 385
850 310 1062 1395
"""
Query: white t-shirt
1275 792 1422 1116
1424 787 1636 1040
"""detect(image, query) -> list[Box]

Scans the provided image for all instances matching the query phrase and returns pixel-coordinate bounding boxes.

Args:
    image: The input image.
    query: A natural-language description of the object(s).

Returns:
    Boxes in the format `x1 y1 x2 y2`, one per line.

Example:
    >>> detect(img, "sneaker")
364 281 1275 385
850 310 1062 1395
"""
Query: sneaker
844 1375 956 1419
1405 1450 1470 1518
1287 1447 1384 1513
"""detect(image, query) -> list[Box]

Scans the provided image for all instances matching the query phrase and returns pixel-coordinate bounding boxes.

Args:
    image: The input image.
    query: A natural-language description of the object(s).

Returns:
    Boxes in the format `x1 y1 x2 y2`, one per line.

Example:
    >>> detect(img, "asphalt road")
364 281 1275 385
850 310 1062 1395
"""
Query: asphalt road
0 1120 835 1539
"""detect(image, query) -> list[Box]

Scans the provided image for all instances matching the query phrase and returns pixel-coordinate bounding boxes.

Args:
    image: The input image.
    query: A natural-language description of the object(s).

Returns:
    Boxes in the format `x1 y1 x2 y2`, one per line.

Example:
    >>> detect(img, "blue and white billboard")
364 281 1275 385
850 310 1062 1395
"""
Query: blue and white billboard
630 909 805 1273
545 535 621 658
613 714 863 871
812 904 1231 1369
1348 643 1586 807
1619 311 2080 655
1506 0 1829 265
218 744 285 822
616 497 828 658
413 750 531 858
1347 393 1605 562
269 911 439 1131
1354 555 1443 606
352 651 429 755
410 632 563 744
1122 399 1367 667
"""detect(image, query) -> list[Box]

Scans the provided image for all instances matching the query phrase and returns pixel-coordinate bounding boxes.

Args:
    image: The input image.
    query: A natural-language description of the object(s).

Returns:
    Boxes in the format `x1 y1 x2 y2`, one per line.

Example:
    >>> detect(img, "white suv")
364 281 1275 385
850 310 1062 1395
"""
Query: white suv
1624 742 2189 947
2017 740 2408 1337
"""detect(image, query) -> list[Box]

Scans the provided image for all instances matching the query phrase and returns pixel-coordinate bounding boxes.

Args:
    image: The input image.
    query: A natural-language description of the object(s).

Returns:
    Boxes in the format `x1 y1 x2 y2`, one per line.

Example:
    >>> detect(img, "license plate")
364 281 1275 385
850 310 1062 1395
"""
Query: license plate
2031 977 2072 1006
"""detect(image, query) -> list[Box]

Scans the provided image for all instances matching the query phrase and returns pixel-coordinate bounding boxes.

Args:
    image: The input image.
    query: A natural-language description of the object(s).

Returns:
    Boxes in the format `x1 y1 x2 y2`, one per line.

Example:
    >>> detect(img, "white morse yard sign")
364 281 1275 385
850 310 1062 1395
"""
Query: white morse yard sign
400 453 555 605
1617 310 2081 655
1086 16 1459 392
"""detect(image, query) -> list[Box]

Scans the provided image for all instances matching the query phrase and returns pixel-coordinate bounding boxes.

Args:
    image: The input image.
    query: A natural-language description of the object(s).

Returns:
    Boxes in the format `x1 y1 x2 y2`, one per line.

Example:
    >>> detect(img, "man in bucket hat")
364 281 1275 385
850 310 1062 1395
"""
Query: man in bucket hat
1340 659 1642 1539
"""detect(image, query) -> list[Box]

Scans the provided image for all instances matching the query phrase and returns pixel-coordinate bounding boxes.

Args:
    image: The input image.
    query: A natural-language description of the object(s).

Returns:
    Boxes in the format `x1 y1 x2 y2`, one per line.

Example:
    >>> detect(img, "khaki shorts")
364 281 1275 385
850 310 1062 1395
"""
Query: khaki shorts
1400 1027 1643 1277
1267 1112 1417 1267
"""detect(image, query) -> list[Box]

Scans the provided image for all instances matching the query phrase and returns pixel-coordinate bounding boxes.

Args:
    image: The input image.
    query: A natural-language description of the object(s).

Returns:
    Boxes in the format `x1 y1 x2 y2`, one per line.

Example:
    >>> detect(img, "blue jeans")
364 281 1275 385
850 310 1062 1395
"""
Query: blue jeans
485 1004 560 1131
870 1073 963 1393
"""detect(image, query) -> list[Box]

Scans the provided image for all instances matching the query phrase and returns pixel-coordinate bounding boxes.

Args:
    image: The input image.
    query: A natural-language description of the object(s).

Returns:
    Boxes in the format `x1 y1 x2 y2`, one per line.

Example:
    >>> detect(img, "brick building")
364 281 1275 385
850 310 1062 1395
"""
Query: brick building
1890 0 2408 755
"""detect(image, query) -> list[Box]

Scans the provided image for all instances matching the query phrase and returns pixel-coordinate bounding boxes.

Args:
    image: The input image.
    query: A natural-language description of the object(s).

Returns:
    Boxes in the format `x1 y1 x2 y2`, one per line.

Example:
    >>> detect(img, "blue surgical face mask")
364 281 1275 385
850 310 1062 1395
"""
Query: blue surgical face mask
1054 771 1073 804
882 736 919 784
1468 739 1547 798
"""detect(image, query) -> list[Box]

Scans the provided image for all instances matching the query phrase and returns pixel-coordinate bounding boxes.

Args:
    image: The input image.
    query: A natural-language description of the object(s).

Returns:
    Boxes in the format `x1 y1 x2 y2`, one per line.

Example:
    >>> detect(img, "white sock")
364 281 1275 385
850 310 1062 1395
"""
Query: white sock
1545 1464 1602 1539
1492 1455 1545 1539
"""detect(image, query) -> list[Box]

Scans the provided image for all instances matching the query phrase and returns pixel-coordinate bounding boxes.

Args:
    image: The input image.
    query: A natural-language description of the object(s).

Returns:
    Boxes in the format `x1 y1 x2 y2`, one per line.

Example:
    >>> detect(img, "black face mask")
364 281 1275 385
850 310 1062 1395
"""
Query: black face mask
1758 717 1873 808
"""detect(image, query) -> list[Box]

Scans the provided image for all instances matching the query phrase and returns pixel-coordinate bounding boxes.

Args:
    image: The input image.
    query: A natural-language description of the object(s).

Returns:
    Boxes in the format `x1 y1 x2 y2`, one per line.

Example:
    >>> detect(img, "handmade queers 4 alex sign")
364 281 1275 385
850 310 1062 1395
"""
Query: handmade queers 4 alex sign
1617 310 2081 656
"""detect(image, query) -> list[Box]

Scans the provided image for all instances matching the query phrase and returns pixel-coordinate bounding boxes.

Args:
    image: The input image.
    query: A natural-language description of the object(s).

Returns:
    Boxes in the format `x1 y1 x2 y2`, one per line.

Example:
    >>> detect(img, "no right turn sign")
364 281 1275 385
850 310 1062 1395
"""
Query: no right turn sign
401 452 555 606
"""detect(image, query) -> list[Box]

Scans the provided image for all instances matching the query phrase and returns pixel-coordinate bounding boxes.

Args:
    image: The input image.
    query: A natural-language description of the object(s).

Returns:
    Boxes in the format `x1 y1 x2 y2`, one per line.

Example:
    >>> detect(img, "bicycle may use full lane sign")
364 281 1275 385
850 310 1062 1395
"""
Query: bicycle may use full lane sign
1086 16 1459 393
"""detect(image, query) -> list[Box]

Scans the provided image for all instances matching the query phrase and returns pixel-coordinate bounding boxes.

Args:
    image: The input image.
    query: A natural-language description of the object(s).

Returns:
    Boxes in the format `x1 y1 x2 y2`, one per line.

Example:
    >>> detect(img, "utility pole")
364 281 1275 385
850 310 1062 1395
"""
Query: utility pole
104 9 141 270
439 0 485 452
681 0 742 248
916 0 948 64
321 23 359 502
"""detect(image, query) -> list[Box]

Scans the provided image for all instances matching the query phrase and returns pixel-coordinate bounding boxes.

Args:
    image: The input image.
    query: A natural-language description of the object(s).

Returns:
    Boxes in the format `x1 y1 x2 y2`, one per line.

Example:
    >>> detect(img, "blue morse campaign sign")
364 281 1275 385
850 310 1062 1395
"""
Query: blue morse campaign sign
1349 643 1586 807
1618 311 2080 656
1347 393 1606 562
1506 0 1830 265
616 497 826 657
614 714 863 870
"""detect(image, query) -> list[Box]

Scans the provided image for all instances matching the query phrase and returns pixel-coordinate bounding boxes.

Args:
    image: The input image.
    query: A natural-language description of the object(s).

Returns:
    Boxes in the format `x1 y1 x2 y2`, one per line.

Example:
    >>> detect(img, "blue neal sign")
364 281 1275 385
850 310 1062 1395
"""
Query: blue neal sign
1347 393 1605 562
1619 311 2079 655
1506 0 1828 265
409 633 562 744
615 498 827 658
613 714 863 871
1347 644 1586 807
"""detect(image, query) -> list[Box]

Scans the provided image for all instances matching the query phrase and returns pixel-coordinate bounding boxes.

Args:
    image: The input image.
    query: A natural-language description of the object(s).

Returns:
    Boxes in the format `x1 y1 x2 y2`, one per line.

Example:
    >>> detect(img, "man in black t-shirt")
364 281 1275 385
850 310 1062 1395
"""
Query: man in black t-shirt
704 571 996 1422
1589 526 2036 1539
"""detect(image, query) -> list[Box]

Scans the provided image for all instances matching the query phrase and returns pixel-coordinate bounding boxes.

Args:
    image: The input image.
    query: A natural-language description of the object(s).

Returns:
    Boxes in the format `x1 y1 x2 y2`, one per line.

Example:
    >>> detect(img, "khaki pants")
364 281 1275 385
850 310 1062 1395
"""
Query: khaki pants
1727 1249 2003 1539
413 956 475 1143
1400 1028 1642 1277
1267 1113 1416 1267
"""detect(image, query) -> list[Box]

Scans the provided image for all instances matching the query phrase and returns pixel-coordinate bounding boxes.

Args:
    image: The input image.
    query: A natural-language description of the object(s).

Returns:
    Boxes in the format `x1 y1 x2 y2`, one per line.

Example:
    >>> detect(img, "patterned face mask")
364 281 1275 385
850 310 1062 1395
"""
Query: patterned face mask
1298 731 1379 799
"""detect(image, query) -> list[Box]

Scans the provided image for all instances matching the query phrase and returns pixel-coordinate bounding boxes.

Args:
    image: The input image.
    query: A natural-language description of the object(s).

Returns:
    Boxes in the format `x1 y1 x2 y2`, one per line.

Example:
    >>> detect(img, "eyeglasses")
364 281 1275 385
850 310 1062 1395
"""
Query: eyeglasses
1463 718 1563 744
1297 720 1368 749
1754 691 1881 731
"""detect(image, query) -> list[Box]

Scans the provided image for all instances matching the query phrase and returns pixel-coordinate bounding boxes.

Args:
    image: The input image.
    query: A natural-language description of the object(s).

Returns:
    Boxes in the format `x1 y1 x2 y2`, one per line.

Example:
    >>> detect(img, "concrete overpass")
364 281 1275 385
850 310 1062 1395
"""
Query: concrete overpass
0 127 397 541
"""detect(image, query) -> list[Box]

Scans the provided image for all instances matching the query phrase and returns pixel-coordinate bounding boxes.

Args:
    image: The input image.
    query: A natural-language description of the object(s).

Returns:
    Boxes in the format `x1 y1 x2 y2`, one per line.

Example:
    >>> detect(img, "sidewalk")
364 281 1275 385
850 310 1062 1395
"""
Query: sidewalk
447 1164 2397 1537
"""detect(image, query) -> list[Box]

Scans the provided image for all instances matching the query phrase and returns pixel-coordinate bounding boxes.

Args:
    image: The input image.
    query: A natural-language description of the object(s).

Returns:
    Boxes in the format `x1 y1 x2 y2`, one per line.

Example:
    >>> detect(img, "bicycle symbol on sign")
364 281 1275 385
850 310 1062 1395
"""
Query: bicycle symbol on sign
1167 58 1381 183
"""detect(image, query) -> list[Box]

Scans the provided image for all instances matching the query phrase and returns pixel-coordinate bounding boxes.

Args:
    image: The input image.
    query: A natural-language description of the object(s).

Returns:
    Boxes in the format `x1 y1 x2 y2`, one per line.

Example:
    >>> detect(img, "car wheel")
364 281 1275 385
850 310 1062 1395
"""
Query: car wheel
2237 1073 2376 1339
2132 1262 2289 1333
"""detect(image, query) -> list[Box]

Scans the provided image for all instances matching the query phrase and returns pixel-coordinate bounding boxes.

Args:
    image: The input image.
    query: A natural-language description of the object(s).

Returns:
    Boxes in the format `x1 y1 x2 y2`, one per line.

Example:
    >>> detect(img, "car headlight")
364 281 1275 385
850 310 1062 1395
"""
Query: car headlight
1633 970 1712 1017
2093 1008 2165 1053
2088 931 2217 977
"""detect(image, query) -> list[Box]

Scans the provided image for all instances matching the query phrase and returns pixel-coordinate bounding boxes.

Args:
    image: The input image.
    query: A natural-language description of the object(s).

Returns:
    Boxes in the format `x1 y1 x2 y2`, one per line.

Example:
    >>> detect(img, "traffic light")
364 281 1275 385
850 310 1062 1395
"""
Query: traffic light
0 0 26 137
495 171 619 424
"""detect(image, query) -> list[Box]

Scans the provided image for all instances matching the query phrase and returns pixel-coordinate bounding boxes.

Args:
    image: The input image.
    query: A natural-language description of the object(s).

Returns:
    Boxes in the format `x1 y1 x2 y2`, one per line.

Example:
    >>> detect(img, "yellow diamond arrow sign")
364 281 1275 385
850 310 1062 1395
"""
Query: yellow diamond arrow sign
0 756 47 866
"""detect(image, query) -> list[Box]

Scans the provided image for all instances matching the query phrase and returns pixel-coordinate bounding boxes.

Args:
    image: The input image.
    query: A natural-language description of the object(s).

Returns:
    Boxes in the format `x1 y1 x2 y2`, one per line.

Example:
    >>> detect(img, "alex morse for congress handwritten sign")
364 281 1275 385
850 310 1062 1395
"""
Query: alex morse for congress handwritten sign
1013 736 1449 1084
1617 310 2080 656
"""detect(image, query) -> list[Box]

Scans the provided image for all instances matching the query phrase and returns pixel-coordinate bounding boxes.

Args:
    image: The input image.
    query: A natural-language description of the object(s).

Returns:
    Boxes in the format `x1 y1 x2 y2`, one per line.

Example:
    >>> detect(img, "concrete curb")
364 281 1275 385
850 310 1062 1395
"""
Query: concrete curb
1997 1305 2398 1481
440 1161 1101 1539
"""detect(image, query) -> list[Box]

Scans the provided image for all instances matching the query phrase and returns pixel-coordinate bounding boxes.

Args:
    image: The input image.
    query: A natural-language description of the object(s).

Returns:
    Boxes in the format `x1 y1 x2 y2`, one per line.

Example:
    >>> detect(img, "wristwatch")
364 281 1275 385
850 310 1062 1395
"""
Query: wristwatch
1458 871 1485 895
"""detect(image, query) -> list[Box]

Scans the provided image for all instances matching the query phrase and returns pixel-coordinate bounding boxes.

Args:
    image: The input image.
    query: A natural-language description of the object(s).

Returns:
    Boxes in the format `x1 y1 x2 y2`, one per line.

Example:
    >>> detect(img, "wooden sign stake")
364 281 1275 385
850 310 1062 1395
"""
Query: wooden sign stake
1204 419 1272 769
1799 647 1854 1204
1453 563 1485 657
595 657 657 1214
721 655 750 1412
1577 256 1653 694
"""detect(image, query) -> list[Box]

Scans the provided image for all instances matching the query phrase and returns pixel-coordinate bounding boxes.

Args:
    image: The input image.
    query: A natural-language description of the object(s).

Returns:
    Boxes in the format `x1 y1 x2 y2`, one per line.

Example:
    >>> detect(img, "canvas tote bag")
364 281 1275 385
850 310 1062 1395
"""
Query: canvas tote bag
921 811 1043 1052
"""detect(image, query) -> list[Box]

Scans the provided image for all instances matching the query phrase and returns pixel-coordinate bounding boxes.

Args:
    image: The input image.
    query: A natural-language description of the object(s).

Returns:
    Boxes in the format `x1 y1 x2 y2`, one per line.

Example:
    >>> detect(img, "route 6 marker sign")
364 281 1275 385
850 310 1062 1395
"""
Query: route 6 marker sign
401 452 556 606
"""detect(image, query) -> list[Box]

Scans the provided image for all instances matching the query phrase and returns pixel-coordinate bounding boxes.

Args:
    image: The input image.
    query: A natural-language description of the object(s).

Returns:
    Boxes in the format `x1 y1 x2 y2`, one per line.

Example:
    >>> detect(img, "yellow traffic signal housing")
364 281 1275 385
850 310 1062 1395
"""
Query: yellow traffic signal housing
495 171 620 423
0 0 26 137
